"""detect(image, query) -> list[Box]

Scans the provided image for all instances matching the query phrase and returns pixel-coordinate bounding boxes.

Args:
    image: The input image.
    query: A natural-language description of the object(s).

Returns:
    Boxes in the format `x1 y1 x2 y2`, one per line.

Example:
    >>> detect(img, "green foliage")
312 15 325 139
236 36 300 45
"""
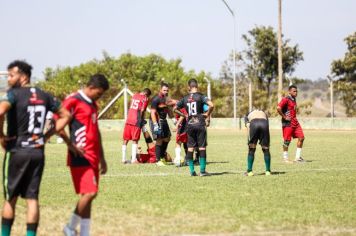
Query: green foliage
331 32 356 116
39 52 215 118
221 26 304 116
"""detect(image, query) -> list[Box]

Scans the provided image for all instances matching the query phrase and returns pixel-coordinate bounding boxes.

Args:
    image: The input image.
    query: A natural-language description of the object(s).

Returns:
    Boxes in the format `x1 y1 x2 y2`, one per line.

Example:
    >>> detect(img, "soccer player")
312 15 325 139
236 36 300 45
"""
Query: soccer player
0 60 71 236
60 74 109 236
175 78 214 176
149 82 175 166
136 126 172 164
277 85 305 163
122 88 151 164
244 109 271 176
174 107 188 167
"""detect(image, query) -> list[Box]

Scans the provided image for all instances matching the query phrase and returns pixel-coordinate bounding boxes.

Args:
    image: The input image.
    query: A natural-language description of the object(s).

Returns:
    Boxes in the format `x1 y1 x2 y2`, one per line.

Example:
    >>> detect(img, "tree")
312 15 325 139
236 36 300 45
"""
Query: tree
221 26 304 115
39 52 213 118
331 32 356 116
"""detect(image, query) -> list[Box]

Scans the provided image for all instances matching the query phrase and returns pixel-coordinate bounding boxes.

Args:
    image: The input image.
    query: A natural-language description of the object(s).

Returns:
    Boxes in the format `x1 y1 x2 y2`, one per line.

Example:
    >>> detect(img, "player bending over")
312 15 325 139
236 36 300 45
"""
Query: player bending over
244 109 271 176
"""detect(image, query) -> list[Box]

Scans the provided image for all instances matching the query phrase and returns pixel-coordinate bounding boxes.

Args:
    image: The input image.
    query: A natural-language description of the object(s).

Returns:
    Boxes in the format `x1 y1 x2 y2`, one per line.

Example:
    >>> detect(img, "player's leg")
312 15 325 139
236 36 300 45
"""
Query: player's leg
26 199 39 236
131 126 142 163
196 126 209 176
245 121 258 176
294 125 305 162
260 120 271 175
75 192 97 236
122 139 129 164
24 152 45 236
1 198 17 236
122 124 131 164
1 151 18 236
159 120 171 164
175 141 182 166
282 126 292 162
186 126 197 176
65 167 98 236
245 144 256 176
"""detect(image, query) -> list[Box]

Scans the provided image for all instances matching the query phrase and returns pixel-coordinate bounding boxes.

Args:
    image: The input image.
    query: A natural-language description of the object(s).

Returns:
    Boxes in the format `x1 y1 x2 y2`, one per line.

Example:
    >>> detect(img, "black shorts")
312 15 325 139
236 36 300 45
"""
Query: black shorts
248 119 270 147
3 150 45 200
149 119 171 140
187 125 207 148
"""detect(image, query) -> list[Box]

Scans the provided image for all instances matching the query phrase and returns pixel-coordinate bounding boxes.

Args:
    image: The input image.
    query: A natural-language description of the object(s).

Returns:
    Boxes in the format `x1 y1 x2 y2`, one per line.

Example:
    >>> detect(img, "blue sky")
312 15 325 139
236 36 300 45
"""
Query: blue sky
0 0 355 80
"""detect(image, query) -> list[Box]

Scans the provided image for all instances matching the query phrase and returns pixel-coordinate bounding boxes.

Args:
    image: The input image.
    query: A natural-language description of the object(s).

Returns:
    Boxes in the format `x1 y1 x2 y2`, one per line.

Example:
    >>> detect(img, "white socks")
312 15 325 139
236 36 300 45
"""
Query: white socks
175 147 181 159
122 145 127 162
80 219 90 236
131 143 138 162
68 213 81 229
283 151 288 160
296 148 302 160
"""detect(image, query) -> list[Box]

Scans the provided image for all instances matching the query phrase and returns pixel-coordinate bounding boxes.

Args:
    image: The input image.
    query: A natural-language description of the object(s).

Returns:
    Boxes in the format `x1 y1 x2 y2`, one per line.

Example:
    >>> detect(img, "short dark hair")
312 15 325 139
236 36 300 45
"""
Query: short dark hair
7 60 32 78
289 85 297 90
160 82 169 88
143 88 151 97
188 78 198 88
87 74 109 91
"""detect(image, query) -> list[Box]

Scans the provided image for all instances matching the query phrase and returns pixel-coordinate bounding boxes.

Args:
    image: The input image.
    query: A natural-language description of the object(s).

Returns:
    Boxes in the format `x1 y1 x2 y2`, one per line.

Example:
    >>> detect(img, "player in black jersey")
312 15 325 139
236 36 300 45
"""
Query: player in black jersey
0 60 71 236
149 82 176 166
175 79 214 176
244 109 271 176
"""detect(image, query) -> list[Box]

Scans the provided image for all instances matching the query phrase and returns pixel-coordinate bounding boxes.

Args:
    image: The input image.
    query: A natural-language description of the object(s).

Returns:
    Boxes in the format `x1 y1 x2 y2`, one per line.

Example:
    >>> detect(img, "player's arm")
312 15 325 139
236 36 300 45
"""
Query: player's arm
98 131 107 175
0 101 11 149
277 99 290 121
175 116 185 130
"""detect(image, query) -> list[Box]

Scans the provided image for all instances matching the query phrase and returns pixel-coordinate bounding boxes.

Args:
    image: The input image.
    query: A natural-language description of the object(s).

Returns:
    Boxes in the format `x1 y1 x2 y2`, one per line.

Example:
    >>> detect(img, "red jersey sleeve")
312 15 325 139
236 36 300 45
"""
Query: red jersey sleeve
278 97 288 109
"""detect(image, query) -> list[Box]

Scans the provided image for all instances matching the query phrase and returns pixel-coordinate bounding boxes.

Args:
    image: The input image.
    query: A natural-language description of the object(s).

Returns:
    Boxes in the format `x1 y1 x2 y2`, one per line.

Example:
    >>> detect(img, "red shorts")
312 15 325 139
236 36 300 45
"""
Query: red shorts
70 166 99 194
283 125 304 141
138 147 156 163
176 132 187 143
123 124 141 141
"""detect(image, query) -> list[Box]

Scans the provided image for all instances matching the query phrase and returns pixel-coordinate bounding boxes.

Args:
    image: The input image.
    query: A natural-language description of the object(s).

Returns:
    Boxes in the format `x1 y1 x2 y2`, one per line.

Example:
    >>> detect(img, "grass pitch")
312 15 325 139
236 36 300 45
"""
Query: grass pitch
2 129 356 236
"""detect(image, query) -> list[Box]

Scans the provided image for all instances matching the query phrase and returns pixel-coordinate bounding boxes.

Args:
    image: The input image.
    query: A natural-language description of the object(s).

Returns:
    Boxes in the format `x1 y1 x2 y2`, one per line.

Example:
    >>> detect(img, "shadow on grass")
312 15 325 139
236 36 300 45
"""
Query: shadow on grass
208 171 235 176
255 171 286 176
207 161 229 164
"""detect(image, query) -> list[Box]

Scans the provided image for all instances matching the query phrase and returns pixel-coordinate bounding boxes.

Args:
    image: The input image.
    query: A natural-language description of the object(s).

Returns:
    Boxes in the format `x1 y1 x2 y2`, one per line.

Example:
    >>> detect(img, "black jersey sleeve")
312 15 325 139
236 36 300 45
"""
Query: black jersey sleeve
47 94 61 113
1 89 16 106
151 96 160 110
176 98 185 110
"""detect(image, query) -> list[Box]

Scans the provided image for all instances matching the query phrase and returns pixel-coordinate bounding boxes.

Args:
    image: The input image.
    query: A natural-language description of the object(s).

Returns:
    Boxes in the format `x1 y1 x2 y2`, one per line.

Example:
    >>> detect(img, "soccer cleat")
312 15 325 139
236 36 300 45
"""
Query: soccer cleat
265 171 271 176
199 171 211 177
156 159 167 166
130 160 140 164
122 160 129 164
190 171 197 176
294 157 305 163
283 158 292 163
244 171 254 176
63 225 77 236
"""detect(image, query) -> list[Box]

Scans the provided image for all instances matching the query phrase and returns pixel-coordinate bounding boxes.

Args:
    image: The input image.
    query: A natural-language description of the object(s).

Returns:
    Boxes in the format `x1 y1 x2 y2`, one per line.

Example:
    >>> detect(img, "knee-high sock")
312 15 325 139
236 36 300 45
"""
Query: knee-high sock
122 145 127 162
131 143 138 162
155 145 162 162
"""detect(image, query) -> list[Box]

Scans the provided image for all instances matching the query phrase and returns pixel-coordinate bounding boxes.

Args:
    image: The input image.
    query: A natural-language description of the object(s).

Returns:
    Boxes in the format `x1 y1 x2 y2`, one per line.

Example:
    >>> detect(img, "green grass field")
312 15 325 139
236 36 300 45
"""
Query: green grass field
1 129 356 236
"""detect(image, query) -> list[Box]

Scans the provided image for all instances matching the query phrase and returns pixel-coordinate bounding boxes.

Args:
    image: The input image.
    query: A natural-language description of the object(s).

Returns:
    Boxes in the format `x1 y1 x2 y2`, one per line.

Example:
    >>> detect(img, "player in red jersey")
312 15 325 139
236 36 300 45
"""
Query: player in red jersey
277 85 305 163
122 88 151 164
136 125 172 163
59 74 109 236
